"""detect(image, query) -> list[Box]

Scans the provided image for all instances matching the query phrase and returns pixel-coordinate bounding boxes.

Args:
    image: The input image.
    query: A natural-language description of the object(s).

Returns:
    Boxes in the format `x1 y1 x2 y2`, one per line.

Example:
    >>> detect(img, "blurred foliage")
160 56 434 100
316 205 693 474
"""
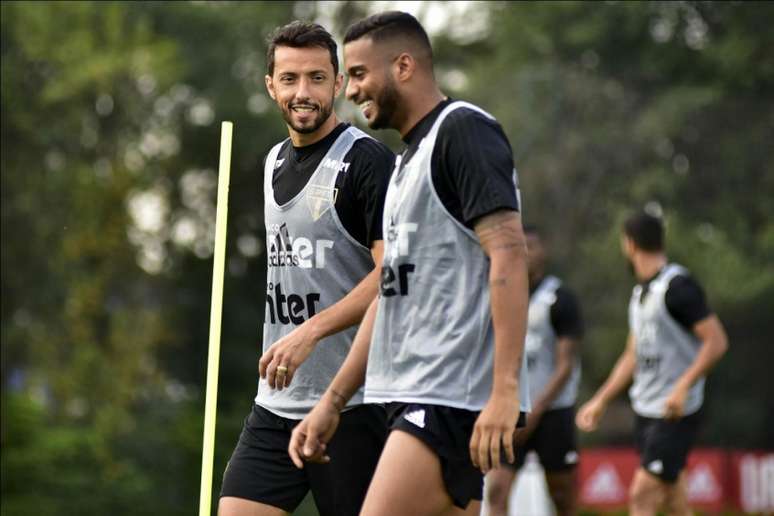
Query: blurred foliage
1 1 772 514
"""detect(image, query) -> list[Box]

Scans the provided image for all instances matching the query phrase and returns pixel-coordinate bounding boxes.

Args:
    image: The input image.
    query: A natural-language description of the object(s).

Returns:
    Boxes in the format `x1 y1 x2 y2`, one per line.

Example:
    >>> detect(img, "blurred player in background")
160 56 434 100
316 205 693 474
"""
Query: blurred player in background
576 211 728 516
486 225 583 516
218 21 393 516
288 11 530 516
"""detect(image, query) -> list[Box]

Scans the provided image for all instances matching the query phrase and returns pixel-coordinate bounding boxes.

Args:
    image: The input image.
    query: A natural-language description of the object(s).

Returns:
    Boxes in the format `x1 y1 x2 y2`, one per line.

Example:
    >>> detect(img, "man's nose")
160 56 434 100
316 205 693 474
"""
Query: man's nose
345 78 358 102
295 76 312 101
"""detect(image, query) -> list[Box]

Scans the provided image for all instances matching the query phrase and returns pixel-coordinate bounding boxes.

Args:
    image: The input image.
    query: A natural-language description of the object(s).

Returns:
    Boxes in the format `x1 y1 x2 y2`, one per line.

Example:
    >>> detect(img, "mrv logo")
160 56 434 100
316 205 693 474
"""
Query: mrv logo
268 223 333 269
322 158 350 173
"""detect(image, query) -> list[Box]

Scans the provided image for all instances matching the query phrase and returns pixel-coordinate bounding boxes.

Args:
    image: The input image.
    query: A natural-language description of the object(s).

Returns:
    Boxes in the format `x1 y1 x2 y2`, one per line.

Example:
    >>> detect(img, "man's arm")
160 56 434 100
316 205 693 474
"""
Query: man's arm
288 296 378 467
469 209 528 473
576 333 636 432
260 241 383 389
663 314 728 419
529 289 583 421
533 337 578 415
516 337 578 444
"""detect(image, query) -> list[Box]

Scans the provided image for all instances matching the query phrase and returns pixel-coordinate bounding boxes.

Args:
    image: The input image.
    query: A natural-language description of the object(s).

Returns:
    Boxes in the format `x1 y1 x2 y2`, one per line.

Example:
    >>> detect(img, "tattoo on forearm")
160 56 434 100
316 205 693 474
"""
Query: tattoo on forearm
476 216 527 255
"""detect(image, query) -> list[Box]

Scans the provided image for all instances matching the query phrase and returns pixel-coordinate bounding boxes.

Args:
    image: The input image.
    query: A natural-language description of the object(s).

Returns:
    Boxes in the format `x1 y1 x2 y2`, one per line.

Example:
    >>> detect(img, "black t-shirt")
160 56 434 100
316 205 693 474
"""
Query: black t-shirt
400 99 519 229
530 277 585 340
639 270 711 332
270 123 394 248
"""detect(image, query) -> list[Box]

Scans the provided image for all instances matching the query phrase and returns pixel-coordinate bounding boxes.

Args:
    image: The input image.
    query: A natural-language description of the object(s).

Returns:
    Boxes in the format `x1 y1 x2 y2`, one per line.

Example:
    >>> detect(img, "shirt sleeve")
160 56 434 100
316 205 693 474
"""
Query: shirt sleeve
434 108 520 228
665 275 712 331
549 286 584 339
336 137 394 247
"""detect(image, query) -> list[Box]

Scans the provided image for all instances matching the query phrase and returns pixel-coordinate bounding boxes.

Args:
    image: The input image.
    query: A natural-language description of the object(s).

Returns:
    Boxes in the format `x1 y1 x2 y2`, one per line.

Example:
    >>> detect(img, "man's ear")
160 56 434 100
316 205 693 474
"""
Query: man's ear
394 53 416 83
333 72 344 98
621 235 635 256
265 75 276 100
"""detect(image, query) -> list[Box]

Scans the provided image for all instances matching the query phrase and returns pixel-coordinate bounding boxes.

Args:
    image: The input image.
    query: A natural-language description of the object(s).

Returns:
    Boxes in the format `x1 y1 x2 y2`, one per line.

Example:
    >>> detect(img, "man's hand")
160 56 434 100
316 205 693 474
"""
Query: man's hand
259 320 319 390
288 393 342 468
576 398 606 432
663 383 689 420
470 392 520 473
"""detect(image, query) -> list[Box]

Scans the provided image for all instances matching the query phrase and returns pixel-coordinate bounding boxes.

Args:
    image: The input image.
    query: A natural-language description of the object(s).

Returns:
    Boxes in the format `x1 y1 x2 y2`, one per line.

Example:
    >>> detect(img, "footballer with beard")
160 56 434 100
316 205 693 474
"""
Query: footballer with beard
218 21 393 516
289 12 530 516
576 211 728 516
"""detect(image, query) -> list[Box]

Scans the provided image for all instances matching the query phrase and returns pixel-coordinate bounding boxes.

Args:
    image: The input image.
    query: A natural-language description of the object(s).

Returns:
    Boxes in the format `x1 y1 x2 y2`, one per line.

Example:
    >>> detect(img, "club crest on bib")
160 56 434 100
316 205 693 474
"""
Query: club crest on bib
306 185 338 221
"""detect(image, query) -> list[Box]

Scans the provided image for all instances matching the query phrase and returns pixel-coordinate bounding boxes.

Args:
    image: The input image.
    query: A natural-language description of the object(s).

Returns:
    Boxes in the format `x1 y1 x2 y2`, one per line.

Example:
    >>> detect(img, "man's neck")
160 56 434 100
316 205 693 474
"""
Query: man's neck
396 83 445 138
634 252 668 282
289 113 339 147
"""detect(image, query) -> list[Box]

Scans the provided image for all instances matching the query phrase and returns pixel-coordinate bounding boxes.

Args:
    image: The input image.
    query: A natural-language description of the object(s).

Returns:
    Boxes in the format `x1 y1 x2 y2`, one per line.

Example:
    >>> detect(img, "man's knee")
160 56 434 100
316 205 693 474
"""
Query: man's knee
629 471 665 513
664 473 692 516
485 469 515 513
546 470 577 516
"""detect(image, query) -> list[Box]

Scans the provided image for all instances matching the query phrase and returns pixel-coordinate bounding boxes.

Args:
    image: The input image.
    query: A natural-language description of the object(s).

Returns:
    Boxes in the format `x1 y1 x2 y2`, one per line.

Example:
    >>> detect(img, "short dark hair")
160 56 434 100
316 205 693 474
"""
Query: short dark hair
344 11 432 60
266 21 338 76
623 211 664 252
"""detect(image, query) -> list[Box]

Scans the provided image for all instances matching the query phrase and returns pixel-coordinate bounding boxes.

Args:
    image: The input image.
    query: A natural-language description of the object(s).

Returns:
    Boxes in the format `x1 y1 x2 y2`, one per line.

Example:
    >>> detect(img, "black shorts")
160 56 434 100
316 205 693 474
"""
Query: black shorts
386 402 526 510
511 406 578 472
634 409 703 483
220 403 387 516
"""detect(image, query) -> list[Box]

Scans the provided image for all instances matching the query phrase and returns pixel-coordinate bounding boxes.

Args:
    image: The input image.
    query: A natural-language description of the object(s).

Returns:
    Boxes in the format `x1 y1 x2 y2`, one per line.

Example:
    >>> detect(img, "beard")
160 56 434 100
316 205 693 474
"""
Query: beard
368 75 400 130
281 96 334 134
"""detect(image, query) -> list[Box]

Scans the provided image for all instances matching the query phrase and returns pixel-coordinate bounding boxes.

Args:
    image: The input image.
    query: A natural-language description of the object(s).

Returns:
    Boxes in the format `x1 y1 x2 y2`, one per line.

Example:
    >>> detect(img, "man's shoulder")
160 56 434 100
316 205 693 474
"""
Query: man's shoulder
268 138 292 160
435 102 509 153
666 272 704 298
439 102 501 132
344 135 395 183
349 134 394 159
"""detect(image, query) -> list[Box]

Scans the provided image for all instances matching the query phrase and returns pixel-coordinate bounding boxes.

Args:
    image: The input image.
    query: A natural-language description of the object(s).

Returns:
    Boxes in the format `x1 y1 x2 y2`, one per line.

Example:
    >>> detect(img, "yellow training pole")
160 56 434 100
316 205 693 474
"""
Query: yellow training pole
199 121 233 516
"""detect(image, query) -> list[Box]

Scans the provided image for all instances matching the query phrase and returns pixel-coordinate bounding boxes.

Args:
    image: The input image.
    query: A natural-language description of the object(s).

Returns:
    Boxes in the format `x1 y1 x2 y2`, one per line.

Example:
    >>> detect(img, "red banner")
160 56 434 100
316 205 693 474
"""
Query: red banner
579 448 638 509
578 448 772 513
684 450 727 513
729 451 774 514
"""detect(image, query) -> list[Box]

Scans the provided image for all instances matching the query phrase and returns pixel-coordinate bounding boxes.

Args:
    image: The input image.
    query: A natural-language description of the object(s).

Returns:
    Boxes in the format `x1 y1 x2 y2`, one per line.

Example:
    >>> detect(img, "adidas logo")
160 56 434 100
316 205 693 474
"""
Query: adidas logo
404 409 426 428
274 158 285 169
687 464 721 501
584 463 625 502
648 460 664 475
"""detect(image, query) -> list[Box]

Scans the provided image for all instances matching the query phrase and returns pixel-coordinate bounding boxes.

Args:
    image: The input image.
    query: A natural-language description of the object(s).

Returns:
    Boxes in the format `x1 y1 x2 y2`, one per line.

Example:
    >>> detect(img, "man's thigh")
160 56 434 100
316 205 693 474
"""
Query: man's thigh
630 467 669 515
307 404 388 516
360 429 461 516
219 405 308 513
534 407 579 473
389 403 487 510
218 497 287 516
635 411 702 483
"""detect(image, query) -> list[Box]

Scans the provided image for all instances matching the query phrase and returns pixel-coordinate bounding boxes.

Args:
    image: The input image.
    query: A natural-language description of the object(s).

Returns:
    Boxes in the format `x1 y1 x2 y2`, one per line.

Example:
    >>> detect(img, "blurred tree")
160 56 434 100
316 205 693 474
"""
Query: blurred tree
1 1 302 514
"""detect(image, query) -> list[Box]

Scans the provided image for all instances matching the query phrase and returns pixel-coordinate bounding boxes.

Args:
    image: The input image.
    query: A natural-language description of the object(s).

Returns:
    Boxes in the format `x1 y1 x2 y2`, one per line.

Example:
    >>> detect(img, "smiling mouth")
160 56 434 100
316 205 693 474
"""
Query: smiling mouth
291 105 317 113
359 100 373 116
